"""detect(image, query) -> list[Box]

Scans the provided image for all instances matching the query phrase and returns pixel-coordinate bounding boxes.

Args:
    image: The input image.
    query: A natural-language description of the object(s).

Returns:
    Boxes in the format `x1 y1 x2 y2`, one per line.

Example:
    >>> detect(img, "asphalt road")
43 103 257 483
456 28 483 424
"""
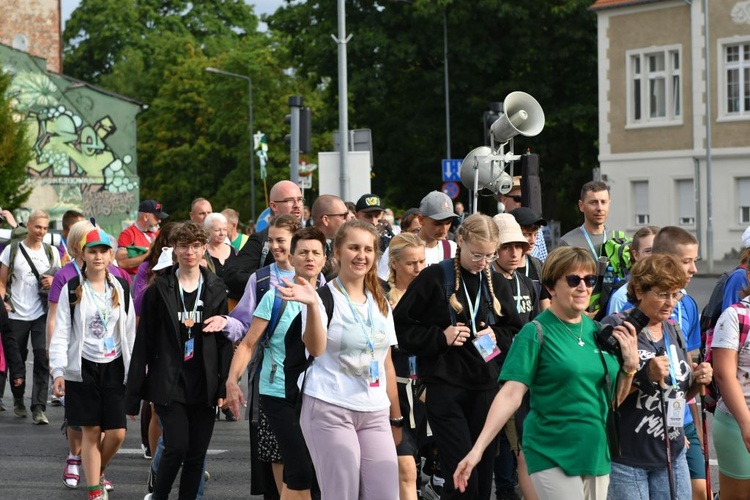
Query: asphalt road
0 275 729 499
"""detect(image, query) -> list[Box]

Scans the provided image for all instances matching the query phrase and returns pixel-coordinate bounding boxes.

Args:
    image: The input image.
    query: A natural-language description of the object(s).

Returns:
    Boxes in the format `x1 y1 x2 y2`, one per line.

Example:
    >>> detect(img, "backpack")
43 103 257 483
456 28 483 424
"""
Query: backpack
699 267 739 337
283 285 334 405
601 231 632 279
701 301 750 413
66 275 131 320
5 241 57 312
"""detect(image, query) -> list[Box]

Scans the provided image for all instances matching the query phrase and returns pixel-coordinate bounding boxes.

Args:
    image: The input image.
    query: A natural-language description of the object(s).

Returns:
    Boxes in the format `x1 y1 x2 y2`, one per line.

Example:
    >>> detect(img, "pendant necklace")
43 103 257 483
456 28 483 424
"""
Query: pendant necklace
554 313 585 347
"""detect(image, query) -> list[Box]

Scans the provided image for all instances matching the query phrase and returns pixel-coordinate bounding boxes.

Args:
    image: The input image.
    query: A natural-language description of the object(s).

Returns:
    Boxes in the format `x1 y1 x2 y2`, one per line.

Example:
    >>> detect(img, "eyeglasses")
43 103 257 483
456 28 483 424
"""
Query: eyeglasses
564 274 597 288
175 243 204 253
469 252 498 262
273 197 304 206
324 212 349 219
649 290 685 302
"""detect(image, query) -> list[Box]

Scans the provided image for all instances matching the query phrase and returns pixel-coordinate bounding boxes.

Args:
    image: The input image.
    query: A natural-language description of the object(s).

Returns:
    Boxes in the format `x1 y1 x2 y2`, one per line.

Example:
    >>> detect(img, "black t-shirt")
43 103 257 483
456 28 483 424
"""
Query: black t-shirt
493 269 539 324
518 255 550 302
172 289 208 404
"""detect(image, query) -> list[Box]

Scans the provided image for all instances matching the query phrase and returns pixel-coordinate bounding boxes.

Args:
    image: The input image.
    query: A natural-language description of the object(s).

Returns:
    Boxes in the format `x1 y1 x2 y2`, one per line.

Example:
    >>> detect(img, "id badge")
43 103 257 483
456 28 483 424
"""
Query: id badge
184 337 195 361
101 337 116 358
408 356 418 380
472 335 501 362
666 397 686 428
368 360 380 387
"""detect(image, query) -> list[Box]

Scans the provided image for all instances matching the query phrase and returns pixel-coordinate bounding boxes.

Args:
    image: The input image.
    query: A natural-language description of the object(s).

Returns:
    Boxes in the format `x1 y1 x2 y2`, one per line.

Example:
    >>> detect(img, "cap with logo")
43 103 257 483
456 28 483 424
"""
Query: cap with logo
493 214 530 251
82 228 114 249
138 200 169 219
509 207 547 227
355 194 385 213
419 191 457 221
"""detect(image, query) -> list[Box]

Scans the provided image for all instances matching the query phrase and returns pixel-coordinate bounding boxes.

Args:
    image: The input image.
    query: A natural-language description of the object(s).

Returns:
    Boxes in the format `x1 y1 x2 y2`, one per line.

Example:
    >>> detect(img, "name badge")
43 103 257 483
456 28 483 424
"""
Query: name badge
472 334 501 362
666 397 686 428
184 337 195 361
102 337 116 358
368 360 380 387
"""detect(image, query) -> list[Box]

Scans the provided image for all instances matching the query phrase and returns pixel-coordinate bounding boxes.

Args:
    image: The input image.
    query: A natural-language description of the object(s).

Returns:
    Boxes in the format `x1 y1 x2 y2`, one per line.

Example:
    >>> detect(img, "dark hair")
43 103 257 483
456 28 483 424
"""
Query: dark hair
652 226 698 255
291 227 327 255
580 180 609 201
62 210 84 231
400 209 420 232
172 221 208 246
626 254 687 304
345 201 356 213
631 225 660 252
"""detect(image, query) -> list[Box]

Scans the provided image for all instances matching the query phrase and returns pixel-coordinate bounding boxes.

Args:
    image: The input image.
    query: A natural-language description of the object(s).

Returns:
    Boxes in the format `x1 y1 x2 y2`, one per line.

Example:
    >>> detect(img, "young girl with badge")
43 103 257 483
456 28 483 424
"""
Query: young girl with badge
126 221 232 500
276 220 403 500
393 214 523 499
49 228 136 500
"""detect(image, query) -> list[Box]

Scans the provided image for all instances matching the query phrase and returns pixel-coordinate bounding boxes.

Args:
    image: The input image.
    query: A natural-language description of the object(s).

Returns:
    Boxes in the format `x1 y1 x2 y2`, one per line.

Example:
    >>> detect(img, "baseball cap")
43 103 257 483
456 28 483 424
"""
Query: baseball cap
138 200 169 219
743 226 750 248
82 228 113 249
355 194 385 213
153 247 174 271
493 214 530 251
419 191 457 221
512 176 522 189
509 207 547 227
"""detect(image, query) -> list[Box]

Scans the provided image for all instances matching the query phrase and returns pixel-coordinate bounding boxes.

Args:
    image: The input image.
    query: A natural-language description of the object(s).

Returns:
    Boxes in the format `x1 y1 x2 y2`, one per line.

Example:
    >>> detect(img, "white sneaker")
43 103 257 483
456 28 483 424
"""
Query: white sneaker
144 494 153 500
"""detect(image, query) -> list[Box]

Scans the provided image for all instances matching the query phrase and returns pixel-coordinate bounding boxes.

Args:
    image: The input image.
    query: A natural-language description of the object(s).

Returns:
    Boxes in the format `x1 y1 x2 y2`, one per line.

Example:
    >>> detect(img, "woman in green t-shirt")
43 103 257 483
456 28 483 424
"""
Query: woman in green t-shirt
453 246 639 500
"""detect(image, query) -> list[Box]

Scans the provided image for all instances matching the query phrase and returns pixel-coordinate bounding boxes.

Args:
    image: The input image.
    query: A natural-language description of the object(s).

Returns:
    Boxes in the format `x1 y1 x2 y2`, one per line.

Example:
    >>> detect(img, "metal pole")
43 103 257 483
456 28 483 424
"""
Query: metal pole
205 67 256 221
288 96 302 185
334 0 351 201
443 8 451 160
704 0 714 273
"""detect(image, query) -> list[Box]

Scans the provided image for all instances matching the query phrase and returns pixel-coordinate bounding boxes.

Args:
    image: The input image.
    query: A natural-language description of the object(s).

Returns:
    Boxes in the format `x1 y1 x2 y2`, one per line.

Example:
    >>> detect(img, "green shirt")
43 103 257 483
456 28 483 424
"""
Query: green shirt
231 233 249 253
499 309 619 477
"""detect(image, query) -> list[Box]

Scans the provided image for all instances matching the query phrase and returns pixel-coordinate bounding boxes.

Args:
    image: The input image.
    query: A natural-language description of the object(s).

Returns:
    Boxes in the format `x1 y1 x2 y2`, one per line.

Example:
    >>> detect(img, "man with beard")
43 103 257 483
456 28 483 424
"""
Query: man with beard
115 200 168 276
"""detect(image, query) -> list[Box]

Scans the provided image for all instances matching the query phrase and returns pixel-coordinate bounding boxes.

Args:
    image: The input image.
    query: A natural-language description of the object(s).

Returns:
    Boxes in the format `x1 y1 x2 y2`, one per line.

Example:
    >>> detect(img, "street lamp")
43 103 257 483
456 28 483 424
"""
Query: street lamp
205 67 256 221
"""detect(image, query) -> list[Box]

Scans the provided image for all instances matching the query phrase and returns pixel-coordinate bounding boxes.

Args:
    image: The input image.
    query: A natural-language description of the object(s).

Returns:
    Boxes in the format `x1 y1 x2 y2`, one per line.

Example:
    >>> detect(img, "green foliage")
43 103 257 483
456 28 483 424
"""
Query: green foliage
0 69 32 210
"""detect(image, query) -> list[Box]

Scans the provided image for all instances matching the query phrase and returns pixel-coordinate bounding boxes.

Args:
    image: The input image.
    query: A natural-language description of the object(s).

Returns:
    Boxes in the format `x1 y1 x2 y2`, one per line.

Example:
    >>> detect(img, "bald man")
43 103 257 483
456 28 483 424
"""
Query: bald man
312 194 348 280
222 180 303 298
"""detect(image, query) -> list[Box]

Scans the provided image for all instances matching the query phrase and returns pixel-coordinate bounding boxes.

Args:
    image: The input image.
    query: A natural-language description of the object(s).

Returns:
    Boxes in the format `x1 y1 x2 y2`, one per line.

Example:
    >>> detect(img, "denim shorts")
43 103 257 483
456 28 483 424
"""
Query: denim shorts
607 447 690 500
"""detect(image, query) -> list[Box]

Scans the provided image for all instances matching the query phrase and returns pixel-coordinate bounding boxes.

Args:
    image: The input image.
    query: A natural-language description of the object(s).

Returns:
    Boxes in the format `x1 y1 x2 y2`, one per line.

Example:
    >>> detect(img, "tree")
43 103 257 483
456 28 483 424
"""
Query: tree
0 68 32 210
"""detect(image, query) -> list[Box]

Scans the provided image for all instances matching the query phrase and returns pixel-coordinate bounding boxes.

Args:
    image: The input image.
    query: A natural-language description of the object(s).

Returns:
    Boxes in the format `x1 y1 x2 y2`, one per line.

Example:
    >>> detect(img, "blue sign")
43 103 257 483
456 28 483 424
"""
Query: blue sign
441 159 462 182
255 207 273 232
442 181 460 200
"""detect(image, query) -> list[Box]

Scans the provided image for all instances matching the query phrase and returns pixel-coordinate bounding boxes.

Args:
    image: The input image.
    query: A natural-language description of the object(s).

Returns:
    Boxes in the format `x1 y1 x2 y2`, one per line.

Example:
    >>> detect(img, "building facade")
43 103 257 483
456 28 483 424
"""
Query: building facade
592 0 750 260
0 0 62 73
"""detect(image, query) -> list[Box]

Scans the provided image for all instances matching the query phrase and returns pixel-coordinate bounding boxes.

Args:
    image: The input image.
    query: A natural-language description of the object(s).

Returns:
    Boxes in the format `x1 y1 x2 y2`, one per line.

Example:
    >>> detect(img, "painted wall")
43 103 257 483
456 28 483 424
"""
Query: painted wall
1 44 142 236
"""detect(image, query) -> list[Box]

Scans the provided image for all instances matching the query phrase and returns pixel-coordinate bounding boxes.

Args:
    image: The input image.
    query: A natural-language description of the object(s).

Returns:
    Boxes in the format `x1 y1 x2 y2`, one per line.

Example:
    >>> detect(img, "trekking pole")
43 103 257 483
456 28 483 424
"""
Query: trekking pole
697 358 712 500
656 348 676 500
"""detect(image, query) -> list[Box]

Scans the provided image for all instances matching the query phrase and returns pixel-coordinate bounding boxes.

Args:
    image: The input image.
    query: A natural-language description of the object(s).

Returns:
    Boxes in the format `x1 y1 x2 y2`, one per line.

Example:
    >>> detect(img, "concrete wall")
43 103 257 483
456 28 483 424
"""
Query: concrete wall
0 0 61 73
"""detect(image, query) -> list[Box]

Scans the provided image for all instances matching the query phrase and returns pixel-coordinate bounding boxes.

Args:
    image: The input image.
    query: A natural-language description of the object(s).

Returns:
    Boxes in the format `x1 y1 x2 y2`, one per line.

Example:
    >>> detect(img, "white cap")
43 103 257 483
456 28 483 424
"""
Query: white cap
153 247 174 271
743 226 750 249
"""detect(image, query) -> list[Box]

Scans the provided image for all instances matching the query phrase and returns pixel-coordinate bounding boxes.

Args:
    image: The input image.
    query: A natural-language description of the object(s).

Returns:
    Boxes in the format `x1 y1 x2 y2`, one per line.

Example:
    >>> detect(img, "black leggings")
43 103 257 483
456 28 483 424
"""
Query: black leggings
152 402 215 500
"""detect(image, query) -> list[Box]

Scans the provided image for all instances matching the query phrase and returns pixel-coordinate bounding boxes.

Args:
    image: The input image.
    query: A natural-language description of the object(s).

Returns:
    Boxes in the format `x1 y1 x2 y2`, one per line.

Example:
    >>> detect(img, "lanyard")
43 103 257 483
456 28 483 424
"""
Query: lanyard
335 278 375 358
512 273 521 313
580 226 607 259
72 260 83 280
644 325 679 389
671 295 684 329
461 273 483 337
177 270 203 338
85 279 111 330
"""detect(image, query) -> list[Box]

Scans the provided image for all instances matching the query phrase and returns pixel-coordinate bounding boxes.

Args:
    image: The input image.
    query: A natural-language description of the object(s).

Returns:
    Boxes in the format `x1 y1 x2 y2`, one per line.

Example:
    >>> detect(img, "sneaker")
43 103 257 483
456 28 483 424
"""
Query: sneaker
144 494 153 500
13 398 27 418
101 476 114 492
32 408 49 425
63 454 81 489
204 470 210 481
50 395 63 407
147 467 156 493
142 443 152 459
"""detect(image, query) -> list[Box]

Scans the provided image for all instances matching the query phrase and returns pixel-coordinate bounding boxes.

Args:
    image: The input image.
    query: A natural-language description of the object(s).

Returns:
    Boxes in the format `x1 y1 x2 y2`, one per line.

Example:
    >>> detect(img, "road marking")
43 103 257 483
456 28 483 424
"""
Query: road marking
119 448 228 456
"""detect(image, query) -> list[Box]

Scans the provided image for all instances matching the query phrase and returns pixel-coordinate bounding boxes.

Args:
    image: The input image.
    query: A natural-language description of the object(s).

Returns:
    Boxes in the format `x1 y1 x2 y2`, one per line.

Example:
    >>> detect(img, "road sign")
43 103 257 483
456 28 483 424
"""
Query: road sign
441 159 462 182
442 181 460 200
255 207 273 232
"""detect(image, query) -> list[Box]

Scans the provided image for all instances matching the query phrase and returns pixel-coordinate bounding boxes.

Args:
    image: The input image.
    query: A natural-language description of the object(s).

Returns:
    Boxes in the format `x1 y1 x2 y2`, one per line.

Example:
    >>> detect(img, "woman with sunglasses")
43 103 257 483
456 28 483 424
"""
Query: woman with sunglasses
453 246 639 500
600 254 712 499
394 214 522 499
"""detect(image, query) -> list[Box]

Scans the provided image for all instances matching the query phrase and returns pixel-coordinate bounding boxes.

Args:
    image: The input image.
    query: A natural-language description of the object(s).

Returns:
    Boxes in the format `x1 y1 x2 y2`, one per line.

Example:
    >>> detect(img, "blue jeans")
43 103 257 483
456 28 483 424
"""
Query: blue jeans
151 415 207 498
607 447 690 500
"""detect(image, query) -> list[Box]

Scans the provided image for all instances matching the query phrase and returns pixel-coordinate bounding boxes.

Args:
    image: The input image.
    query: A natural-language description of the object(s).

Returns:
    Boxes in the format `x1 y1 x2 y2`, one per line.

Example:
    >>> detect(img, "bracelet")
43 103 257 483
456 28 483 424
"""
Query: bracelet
621 366 637 377
389 416 405 428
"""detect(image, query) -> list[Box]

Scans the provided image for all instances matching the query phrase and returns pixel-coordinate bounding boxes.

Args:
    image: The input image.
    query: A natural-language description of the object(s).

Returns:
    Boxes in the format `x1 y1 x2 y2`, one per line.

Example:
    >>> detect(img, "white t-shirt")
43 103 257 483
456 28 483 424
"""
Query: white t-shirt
377 239 456 281
712 298 750 415
80 283 122 363
0 242 60 321
301 282 397 411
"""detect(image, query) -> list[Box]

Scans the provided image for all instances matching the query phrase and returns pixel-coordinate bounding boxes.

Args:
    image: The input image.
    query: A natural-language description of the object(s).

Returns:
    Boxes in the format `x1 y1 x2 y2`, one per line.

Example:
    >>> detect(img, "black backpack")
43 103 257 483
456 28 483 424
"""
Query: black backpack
283 285 334 405
66 275 130 320
699 267 740 336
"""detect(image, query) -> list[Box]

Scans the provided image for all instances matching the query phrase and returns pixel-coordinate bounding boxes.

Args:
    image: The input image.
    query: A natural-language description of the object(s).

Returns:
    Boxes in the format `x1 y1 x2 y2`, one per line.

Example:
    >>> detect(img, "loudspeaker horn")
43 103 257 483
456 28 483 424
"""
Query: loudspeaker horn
489 91 545 145
459 147 512 195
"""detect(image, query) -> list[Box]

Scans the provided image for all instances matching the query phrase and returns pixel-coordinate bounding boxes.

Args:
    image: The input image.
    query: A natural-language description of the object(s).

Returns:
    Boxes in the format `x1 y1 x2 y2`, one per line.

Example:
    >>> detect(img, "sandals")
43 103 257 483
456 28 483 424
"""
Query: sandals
63 455 81 489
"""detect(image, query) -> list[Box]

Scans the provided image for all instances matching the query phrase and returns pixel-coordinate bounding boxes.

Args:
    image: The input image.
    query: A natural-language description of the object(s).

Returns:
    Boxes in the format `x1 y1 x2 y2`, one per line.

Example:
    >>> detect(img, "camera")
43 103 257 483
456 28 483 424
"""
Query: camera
596 308 649 361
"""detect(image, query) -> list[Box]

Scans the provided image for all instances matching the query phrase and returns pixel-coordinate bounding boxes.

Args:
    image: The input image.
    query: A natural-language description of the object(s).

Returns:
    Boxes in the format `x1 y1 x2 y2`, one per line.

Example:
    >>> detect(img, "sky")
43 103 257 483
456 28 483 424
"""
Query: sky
60 0 286 30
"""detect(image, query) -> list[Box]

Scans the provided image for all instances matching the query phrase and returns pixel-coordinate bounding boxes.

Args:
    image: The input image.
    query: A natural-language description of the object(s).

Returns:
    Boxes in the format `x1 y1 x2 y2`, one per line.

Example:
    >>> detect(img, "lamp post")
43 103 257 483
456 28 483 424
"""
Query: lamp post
205 67 256 221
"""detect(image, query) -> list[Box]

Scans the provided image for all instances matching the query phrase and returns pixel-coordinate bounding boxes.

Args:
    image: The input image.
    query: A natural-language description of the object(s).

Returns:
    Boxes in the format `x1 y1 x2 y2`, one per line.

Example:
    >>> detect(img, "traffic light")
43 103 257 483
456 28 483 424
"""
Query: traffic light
299 107 311 154
483 102 503 146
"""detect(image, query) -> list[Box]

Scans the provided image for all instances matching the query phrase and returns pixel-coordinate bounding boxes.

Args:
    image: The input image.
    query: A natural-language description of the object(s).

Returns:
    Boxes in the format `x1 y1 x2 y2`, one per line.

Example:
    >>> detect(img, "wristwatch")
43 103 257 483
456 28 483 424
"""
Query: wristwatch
389 416 405 428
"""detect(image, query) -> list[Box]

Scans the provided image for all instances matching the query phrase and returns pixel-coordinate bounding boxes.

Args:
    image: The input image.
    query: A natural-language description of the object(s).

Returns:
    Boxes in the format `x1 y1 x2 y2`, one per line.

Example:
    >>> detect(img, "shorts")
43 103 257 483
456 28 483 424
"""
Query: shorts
396 424 418 457
260 395 313 490
713 409 750 480
684 422 706 479
64 357 126 430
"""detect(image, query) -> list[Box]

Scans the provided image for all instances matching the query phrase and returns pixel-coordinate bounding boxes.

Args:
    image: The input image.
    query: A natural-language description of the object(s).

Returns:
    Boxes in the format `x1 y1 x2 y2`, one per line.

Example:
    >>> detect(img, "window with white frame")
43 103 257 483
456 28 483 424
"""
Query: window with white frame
739 178 750 224
628 47 682 125
676 179 695 226
723 41 750 117
633 181 650 225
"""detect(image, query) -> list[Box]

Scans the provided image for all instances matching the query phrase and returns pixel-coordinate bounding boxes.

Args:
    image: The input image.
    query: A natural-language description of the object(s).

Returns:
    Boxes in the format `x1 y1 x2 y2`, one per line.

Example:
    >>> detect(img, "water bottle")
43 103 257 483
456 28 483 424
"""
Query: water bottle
603 265 615 284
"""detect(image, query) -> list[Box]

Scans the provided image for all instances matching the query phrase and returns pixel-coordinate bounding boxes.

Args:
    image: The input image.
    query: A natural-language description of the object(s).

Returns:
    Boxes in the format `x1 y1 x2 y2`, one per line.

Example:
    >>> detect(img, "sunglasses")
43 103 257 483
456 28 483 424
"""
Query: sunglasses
564 274 597 288
504 195 523 203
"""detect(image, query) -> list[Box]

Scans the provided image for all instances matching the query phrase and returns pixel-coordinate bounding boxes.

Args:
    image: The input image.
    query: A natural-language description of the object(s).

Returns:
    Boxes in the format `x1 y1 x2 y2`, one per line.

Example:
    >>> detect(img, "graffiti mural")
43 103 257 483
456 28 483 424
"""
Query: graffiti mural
1 44 142 236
